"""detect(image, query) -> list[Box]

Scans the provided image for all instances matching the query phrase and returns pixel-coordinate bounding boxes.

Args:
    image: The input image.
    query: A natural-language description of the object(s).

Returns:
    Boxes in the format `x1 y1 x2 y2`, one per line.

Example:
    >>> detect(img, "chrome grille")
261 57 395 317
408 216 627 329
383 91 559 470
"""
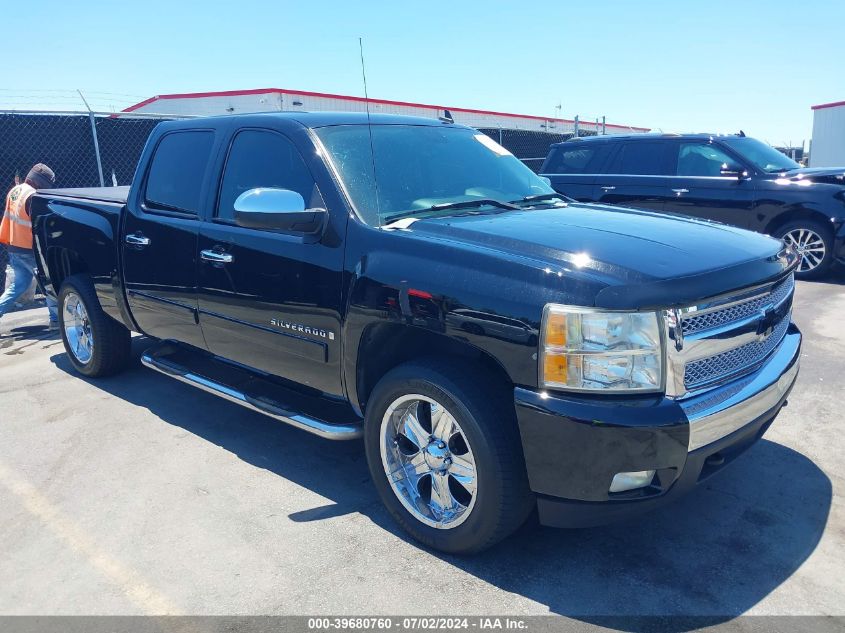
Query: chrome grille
665 272 796 398
681 375 755 417
681 275 794 336
684 312 790 389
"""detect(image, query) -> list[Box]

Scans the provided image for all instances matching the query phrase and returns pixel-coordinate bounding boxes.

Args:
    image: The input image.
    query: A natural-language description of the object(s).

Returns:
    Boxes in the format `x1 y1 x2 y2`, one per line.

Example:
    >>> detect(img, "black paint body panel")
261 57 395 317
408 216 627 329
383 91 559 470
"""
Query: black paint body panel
514 387 690 501
30 193 135 329
532 391 789 528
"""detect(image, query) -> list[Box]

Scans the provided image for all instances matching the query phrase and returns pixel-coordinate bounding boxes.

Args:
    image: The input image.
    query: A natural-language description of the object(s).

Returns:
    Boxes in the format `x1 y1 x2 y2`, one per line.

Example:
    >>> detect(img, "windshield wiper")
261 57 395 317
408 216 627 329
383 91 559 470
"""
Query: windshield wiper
382 198 519 225
509 192 570 205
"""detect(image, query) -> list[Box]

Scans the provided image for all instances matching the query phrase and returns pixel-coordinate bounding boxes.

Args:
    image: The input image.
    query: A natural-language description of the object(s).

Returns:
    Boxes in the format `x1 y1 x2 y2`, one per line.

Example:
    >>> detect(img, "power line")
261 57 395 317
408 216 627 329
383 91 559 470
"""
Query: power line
0 88 146 98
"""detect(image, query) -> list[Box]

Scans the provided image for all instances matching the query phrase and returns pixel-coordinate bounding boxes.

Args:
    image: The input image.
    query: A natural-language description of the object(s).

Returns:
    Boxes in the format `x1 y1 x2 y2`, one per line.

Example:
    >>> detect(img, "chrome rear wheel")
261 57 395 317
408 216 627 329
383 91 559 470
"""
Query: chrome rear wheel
62 291 94 365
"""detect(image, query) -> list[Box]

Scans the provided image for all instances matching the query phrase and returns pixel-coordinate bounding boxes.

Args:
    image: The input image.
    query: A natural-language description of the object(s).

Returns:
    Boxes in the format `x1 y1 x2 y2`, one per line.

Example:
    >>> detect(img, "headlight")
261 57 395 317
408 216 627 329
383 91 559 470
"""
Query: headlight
540 305 664 393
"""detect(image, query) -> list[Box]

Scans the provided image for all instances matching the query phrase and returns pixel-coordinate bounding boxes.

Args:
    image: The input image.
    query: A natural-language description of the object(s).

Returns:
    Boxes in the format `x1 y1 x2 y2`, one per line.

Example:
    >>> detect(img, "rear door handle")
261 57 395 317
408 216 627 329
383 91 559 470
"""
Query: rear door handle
200 249 234 264
125 234 150 247
600 186 616 191
672 188 689 194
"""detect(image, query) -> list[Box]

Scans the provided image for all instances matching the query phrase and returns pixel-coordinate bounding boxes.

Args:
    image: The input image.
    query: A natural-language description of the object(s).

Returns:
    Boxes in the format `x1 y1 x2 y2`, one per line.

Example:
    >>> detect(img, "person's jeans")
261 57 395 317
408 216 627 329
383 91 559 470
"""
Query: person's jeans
0 251 57 322
0 244 7 292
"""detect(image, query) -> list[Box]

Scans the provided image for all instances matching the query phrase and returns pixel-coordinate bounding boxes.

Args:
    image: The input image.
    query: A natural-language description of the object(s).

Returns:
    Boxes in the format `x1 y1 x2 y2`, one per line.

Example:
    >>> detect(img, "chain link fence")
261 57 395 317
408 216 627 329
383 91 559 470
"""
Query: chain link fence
0 110 603 192
0 111 186 192
477 127 598 173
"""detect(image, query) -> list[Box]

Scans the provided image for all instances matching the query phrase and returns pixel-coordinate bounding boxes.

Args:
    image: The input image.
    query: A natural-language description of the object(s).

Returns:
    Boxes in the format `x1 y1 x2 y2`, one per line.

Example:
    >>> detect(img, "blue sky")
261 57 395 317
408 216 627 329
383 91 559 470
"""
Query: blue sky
4 1 842 146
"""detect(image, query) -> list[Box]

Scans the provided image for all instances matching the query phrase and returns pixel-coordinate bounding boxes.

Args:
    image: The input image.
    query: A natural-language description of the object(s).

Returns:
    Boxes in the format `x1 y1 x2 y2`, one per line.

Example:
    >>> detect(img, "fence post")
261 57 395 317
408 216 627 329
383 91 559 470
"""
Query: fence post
602 116 606 135
87 113 105 187
574 116 579 138
77 90 105 187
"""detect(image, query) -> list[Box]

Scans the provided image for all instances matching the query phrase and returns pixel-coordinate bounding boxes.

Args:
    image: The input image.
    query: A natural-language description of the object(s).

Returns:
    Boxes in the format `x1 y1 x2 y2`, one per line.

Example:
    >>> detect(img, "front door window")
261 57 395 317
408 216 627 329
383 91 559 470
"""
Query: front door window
676 142 738 177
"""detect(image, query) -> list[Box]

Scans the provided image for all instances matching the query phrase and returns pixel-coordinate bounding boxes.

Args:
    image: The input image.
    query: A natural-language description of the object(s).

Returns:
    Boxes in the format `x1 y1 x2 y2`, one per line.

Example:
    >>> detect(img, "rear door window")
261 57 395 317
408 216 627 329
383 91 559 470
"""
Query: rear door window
604 141 670 175
145 131 215 214
544 143 612 174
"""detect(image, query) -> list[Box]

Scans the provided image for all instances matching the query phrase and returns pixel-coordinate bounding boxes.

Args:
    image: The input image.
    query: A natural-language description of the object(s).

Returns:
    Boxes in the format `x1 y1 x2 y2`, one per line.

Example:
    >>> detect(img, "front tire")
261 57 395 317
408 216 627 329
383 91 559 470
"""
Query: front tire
364 360 533 554
778 220 834 279
58 274 131 377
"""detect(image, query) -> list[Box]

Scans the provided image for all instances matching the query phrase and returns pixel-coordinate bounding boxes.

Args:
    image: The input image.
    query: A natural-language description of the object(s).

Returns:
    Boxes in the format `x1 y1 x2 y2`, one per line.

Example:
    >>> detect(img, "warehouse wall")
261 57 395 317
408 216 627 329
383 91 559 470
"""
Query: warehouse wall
128 90 645 135
810 104 845 167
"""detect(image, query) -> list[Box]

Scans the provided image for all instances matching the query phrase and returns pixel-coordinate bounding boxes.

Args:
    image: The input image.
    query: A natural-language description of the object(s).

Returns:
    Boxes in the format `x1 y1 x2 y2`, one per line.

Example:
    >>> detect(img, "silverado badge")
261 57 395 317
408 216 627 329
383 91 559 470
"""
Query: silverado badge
270 318 335 341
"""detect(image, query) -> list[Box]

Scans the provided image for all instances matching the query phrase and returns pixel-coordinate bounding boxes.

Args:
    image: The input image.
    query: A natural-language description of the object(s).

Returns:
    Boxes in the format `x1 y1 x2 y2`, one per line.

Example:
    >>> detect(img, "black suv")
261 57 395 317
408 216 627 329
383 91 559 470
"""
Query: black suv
541 133 845 278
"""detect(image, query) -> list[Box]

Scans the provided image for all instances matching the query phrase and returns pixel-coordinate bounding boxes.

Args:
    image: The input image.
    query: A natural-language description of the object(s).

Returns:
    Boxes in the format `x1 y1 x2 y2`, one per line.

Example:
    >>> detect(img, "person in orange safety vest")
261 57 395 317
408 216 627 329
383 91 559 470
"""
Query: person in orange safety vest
0 164 58 329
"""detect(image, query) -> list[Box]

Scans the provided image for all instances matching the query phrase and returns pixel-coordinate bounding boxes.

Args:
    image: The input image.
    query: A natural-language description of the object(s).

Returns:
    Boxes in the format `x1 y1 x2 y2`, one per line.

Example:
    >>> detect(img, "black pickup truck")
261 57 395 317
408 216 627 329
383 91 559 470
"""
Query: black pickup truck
30 113 801 554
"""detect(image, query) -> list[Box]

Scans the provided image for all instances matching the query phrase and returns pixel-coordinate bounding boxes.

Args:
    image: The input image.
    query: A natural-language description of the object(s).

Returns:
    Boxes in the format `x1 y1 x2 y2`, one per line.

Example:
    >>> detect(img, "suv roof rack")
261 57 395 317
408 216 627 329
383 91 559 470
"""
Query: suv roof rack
559 131 746 145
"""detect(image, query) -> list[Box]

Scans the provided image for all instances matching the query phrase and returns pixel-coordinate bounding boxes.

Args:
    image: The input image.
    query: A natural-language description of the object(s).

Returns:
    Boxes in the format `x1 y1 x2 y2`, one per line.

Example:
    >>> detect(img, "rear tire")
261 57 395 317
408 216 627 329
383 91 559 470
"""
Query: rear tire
364 359 533 554
777 219 834 279
58 274 131 377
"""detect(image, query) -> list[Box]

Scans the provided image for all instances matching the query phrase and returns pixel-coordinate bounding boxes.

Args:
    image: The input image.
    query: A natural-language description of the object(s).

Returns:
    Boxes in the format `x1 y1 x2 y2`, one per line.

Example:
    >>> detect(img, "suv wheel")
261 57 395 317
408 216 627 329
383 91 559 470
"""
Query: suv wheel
778 220 833 279
364 359 533 554
58 274 131 377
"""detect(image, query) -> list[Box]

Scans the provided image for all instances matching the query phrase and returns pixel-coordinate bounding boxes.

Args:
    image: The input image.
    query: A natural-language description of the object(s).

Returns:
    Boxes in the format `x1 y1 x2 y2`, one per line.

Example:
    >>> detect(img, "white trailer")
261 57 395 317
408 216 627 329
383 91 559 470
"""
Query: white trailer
810 101 845 167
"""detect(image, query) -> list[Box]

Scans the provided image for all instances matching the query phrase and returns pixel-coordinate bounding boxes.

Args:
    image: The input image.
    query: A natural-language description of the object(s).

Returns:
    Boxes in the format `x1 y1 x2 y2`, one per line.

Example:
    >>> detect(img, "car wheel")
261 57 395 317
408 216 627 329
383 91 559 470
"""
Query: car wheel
58 274 131 377
778 220 834 279
364 359 533 554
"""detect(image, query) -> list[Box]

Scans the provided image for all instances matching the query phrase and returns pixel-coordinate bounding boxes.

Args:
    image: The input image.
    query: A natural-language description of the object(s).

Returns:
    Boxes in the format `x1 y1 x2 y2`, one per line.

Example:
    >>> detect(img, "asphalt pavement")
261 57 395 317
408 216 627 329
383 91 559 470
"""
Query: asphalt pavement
0 277 843 628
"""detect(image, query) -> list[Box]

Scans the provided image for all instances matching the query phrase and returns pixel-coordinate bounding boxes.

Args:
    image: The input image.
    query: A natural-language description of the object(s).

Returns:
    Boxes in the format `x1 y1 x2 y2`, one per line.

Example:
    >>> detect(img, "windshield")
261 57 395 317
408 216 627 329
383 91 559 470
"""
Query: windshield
720 137 800 173
314 124 555 226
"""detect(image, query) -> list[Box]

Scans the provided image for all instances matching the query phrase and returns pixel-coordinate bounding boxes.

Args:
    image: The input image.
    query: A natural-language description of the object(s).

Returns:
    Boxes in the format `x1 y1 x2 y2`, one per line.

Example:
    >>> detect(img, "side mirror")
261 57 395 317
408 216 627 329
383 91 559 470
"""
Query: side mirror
720 163 747 179
234 188 326 234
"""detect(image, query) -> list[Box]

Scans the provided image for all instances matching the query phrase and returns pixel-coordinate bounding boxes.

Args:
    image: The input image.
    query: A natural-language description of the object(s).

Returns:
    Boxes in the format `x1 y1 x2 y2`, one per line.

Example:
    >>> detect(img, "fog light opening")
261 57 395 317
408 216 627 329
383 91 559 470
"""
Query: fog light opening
705 452 725 467
609 470 656 493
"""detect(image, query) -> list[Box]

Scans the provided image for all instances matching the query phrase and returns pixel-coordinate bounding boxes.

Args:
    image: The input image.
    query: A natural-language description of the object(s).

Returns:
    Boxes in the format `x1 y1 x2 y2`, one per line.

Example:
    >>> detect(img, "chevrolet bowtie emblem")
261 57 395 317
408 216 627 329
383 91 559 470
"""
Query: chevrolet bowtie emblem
756 305 778 340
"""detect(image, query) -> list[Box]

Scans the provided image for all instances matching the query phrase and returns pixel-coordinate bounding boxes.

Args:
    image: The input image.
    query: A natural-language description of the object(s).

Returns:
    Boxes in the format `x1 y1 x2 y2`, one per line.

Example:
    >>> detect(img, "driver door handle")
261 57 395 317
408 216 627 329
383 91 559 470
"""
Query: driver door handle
672 188 690 194
125 233 150 247
600 185 616 191
200 250 234 264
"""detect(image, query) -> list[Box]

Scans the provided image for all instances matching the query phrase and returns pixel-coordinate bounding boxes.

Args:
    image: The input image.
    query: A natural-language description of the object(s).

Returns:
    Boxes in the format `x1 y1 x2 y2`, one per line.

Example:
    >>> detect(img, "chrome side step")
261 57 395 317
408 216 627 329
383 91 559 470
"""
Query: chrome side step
140 343 363 440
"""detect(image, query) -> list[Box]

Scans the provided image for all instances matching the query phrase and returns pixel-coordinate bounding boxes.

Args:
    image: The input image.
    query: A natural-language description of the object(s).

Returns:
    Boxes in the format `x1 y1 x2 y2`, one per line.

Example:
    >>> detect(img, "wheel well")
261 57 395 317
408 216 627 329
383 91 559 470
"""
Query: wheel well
46 247 88 294
355 323 514 415
764 210 834 239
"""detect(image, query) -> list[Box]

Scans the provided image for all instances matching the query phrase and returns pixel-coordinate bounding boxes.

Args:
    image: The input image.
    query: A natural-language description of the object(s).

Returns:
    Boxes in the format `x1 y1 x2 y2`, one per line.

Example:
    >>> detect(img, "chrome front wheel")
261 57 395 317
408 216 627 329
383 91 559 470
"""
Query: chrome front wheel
62 291 94 365
782 227 827 274
380 394 478 529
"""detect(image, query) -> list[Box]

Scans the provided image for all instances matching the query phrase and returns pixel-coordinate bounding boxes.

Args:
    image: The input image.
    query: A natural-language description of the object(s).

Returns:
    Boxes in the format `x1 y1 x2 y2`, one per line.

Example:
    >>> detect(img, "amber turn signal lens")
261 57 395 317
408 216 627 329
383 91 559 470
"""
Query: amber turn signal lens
543 353 567 385
545 312 567 348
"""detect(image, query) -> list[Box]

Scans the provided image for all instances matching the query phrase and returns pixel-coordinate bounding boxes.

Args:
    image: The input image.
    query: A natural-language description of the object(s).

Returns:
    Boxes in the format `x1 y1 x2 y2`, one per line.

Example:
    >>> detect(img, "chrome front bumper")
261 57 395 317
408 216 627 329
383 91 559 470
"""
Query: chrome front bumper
680 325 801 451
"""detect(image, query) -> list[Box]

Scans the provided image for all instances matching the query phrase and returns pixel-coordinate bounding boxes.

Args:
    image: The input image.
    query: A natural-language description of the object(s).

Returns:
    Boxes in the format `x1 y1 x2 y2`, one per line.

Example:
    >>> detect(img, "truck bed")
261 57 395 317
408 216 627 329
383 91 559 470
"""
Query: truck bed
38 186 130 204
30 186 129 327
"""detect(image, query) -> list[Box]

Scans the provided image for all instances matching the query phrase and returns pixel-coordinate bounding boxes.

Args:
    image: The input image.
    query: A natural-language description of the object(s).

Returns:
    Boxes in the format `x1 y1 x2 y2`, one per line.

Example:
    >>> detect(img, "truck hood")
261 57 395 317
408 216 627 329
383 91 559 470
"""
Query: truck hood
403 203 796 309
780 167 845 185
